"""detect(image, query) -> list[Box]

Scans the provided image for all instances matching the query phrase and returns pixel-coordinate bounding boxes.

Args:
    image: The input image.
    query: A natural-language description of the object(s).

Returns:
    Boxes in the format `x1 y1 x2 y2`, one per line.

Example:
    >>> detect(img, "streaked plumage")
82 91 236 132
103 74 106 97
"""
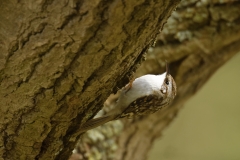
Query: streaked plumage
80 64 177 133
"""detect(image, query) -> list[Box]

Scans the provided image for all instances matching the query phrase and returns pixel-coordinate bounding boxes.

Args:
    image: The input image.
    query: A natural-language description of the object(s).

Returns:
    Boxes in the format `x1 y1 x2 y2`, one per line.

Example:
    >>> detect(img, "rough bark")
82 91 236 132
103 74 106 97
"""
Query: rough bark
75 0 240 160
0 0 180 159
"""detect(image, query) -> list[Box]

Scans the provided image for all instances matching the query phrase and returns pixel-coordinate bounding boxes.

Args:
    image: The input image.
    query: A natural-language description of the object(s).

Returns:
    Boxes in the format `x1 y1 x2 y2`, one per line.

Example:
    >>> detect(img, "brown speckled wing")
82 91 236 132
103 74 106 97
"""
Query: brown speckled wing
119 94 166 119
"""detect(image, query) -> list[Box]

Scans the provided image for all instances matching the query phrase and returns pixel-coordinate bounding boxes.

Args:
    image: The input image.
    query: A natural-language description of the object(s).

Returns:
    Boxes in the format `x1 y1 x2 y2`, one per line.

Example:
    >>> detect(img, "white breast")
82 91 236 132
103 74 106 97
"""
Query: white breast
116 73 166 108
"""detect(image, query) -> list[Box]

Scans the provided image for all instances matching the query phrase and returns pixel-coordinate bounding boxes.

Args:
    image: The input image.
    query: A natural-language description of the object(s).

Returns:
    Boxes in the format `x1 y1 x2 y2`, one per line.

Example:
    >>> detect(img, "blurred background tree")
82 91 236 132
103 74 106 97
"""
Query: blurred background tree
149 53 240 160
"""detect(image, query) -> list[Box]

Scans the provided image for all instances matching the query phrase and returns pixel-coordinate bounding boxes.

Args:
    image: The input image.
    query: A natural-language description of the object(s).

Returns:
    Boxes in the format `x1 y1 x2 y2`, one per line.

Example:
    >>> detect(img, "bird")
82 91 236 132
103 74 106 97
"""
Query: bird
79 63 177 133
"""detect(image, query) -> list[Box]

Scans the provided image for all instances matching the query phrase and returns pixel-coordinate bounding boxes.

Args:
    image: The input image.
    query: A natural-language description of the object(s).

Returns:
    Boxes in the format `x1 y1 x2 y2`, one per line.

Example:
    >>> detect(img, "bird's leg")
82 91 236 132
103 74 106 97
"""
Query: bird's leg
125 77 135 93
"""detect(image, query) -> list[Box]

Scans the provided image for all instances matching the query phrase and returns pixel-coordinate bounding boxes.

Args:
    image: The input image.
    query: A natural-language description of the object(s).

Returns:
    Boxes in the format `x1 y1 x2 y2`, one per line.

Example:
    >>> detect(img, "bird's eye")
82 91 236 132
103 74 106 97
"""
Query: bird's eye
165 79 169 85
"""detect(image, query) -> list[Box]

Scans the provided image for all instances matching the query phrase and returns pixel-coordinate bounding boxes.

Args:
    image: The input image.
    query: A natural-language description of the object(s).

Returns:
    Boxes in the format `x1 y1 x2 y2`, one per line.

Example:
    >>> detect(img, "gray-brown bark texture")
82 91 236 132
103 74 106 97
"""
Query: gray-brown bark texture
0 0 181 159
73 0 240 160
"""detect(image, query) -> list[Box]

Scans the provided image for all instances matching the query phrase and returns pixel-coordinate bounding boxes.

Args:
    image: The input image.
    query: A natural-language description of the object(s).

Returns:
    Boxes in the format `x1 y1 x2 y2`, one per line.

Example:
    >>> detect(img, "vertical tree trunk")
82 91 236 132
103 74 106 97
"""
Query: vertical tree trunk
0 0 180 159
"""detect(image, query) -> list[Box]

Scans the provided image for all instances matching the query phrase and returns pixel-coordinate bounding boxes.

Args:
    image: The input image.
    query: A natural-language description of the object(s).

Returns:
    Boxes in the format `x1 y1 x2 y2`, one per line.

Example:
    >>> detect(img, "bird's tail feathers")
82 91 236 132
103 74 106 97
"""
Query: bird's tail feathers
79 115 116 133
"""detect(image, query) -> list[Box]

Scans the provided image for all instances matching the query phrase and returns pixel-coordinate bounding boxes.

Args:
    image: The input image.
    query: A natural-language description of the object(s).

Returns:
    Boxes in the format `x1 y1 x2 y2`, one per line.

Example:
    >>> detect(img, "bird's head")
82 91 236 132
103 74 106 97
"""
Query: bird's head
160 63 177 102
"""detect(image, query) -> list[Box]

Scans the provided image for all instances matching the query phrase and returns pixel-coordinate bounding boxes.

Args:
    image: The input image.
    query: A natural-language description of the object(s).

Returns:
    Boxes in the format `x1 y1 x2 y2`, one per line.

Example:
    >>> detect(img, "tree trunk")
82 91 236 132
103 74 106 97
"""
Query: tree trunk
0 0 180 159
74 0 240 160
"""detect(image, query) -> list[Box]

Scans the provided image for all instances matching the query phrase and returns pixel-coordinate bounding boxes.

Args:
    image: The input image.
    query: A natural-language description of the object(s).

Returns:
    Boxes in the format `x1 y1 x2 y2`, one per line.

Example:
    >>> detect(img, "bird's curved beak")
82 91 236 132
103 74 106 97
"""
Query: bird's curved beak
166 61 170 75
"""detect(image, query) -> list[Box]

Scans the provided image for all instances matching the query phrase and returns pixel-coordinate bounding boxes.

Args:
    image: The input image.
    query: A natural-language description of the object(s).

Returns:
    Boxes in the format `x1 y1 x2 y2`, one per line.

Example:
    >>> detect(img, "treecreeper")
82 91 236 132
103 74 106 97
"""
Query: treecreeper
80 63 177 133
